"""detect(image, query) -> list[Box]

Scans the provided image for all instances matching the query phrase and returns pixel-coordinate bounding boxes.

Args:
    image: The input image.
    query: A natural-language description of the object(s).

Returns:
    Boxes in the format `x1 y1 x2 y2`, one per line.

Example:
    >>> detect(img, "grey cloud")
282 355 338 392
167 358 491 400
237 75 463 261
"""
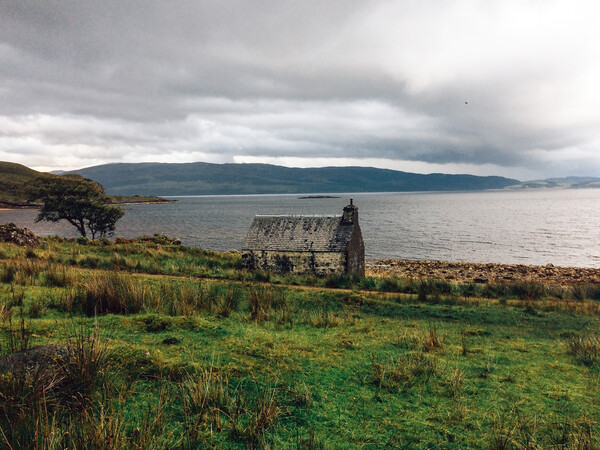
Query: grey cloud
0 1 599 176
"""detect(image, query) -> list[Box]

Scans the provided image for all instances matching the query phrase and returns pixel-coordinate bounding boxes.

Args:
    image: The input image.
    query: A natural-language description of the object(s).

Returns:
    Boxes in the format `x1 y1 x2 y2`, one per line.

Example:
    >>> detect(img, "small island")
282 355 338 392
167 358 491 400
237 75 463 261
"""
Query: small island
110 195 178 205
298 195 341 199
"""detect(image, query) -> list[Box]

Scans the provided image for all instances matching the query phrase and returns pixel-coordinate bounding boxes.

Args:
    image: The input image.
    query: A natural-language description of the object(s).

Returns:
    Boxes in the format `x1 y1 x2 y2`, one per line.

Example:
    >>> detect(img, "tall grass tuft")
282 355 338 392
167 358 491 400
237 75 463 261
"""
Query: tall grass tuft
244 386 283 446
490 407 600 449
566 330 600 367
302 308 354 328
0 326 108 447
180 363 228 421
0 262 16 284
42 263 74 287
421 326 444 352
511 281 545 300
371 351 437 391
75 272 146 316
155 280 245 316
248 285 287 322
0 301 10 324
572 284 600 301
57 326 109 409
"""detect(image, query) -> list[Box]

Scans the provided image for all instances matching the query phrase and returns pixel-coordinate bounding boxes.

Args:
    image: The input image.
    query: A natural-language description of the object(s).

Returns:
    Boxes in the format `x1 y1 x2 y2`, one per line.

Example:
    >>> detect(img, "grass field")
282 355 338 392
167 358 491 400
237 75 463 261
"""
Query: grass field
0 237 599 448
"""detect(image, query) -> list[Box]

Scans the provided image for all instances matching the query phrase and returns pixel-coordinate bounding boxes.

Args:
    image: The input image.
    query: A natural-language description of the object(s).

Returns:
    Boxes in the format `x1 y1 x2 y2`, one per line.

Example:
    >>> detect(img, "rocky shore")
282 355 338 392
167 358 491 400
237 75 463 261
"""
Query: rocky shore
366 259 600 286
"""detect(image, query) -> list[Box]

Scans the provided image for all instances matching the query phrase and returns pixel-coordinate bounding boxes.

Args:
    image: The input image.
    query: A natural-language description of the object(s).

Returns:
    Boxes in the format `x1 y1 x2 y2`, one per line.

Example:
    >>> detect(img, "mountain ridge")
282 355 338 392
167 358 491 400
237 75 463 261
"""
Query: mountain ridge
66 162 522 195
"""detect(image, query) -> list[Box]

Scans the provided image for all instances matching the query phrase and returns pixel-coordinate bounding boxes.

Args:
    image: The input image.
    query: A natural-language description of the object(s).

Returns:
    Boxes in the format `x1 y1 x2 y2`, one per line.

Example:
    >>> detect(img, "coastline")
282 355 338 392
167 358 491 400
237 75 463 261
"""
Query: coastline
366 258 600 285
0 198 177 211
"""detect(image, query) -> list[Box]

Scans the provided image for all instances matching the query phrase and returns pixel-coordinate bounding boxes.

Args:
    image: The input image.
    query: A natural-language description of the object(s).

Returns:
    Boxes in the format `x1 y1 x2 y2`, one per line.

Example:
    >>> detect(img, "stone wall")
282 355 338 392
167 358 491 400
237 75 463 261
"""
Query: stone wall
242 250 346 276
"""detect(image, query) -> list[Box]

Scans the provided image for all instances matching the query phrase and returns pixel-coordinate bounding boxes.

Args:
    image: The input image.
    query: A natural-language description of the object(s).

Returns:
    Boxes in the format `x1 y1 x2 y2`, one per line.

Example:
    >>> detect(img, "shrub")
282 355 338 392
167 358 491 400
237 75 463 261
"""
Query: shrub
359 276 378 290
378 276 405 292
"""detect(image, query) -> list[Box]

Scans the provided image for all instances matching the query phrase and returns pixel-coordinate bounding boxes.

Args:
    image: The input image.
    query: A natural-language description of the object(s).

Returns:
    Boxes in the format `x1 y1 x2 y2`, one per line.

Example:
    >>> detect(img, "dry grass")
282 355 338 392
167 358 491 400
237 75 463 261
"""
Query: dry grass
566 330 600 367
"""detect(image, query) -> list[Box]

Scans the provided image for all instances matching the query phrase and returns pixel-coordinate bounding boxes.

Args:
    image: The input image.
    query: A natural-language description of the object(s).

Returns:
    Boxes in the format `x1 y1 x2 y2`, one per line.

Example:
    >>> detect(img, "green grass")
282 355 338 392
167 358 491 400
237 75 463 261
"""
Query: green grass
0 238 599 447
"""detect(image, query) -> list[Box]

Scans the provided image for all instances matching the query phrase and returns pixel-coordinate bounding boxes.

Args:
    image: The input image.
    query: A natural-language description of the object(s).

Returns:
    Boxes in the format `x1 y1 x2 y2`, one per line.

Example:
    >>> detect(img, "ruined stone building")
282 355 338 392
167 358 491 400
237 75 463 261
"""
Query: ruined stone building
242 200 365 276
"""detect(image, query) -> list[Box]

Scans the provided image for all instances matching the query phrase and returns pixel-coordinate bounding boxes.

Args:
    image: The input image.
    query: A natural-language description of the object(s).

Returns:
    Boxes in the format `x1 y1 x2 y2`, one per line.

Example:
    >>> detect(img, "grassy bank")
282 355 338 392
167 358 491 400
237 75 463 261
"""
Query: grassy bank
1 238 599 448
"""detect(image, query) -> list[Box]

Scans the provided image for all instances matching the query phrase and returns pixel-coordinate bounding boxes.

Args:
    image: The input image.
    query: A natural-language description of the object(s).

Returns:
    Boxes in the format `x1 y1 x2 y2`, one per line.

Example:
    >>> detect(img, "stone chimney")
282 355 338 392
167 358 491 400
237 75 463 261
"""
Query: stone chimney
342 198 358 224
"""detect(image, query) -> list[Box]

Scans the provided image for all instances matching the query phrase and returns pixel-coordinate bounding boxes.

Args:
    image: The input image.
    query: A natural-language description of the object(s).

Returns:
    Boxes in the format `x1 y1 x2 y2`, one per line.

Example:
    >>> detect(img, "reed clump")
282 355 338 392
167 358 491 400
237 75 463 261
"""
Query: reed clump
248 285 287 322
566 330 600 367
75 272 146 316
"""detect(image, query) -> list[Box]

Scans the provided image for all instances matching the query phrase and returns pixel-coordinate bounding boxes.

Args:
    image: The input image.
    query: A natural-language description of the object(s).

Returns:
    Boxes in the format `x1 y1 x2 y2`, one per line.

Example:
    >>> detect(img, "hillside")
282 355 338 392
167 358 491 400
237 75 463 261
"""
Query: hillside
67 162 521 195
0 161 39 206
0 162 173 207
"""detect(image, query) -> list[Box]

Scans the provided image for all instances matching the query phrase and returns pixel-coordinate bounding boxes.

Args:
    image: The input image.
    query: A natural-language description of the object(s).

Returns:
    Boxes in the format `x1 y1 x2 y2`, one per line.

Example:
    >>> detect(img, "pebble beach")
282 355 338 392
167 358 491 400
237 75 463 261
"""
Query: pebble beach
366 259 600 286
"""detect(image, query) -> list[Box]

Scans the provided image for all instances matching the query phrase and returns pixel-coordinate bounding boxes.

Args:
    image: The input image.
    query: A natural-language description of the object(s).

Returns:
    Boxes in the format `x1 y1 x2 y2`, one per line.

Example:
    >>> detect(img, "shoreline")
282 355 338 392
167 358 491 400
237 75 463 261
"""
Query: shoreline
366 258 600 285
0 199 177 211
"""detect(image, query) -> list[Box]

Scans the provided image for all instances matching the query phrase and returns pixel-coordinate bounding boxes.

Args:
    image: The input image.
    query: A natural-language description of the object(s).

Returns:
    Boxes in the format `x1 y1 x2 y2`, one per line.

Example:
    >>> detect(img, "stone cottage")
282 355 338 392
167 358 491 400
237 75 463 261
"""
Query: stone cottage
242 200 365 276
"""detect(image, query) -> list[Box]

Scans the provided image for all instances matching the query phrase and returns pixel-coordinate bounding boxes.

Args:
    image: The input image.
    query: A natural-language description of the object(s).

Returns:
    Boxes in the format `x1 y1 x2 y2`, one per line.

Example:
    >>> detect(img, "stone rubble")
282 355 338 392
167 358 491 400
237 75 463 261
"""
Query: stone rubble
366 259 600 286
0 223 40 246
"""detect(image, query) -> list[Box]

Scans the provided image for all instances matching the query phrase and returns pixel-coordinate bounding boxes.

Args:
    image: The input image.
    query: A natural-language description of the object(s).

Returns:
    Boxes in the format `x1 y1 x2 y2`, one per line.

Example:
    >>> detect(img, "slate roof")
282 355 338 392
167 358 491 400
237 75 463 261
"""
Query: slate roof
242 215 354 252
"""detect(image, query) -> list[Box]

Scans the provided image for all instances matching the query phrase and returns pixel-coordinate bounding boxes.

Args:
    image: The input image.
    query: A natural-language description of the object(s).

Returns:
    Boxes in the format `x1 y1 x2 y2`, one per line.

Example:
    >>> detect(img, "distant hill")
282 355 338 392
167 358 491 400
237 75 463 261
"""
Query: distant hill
506 176 600 190
66 162 521 195
0 162 173 207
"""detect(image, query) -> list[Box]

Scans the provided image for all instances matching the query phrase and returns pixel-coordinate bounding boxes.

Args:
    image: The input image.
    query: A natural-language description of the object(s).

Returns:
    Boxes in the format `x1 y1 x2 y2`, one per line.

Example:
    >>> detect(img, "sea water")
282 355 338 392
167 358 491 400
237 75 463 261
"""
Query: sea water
2 189 599 267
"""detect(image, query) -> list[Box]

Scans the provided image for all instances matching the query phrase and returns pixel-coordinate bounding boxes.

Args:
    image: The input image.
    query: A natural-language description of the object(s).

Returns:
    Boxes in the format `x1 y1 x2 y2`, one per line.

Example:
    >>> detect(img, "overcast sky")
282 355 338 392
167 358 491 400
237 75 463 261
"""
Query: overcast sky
1 1 599 180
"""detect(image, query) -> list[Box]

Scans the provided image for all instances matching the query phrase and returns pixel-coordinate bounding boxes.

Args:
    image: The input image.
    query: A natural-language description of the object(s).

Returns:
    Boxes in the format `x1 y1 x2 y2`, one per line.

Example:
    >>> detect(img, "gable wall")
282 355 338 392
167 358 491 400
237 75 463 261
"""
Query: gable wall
242 250 345 276
345 222 365 276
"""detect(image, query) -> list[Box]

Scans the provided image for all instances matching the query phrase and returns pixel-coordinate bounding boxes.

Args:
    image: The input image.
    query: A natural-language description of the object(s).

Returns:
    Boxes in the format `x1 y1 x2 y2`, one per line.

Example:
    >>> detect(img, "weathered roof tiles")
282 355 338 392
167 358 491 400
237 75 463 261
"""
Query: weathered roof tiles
242 215 354 253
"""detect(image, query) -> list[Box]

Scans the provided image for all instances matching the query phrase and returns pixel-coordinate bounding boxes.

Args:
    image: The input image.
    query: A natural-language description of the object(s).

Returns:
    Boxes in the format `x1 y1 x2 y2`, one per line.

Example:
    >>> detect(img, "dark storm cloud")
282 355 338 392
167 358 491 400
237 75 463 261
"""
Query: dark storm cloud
0 1 599 177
